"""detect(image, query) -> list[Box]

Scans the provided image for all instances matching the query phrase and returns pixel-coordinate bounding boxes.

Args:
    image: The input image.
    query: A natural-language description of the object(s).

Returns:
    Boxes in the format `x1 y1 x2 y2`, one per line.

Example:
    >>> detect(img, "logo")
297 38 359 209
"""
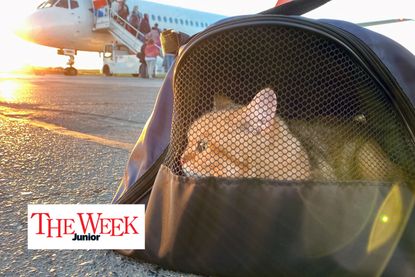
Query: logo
28 205 145 249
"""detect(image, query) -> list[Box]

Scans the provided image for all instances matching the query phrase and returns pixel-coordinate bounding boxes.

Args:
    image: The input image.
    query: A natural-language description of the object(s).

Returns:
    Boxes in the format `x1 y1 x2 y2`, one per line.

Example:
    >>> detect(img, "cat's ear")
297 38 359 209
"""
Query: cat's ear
213 94 235 111
243 88 277 133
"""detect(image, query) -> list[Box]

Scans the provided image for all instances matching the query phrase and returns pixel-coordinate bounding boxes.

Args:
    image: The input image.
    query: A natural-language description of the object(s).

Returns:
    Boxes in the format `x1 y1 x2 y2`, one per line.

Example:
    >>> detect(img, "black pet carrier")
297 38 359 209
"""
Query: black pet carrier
112 2 415 276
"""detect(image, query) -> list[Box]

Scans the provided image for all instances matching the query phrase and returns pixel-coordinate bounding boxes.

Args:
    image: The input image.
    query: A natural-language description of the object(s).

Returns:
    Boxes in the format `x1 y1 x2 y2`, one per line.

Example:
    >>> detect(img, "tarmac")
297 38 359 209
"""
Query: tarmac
0 74 199 277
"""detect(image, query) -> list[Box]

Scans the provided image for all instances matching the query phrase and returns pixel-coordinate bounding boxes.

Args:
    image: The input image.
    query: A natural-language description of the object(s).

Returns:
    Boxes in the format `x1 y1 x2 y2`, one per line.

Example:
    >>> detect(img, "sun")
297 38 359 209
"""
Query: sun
0 1 46 72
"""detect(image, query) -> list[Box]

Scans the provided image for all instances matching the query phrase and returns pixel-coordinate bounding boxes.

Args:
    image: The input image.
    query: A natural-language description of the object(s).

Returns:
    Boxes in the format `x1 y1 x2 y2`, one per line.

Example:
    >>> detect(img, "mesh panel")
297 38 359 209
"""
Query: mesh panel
165 23 415 182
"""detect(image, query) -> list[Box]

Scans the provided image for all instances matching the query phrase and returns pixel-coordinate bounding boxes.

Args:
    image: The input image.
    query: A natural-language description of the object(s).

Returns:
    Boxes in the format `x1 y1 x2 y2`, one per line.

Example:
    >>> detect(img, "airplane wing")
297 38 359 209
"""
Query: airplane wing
358 18 414 27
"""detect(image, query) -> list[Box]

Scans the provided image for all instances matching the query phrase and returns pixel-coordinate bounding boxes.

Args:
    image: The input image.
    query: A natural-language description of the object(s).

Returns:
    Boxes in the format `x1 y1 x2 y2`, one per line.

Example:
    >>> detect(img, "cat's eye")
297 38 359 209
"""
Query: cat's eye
196 140 208 153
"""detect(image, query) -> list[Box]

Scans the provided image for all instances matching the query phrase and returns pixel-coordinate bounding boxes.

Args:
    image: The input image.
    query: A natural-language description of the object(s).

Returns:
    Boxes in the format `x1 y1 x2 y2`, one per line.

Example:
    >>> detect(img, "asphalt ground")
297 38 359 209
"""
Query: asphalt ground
0 74 199 277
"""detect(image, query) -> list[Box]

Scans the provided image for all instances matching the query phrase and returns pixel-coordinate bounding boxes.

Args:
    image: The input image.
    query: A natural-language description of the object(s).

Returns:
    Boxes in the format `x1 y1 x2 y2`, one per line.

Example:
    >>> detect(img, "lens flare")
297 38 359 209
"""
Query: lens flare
368 184 404 253
381 215 389 223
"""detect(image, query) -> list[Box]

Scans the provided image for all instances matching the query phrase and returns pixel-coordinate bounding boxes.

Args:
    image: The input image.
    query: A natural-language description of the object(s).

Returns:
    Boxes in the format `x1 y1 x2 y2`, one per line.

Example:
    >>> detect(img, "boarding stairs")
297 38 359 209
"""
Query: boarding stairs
93 6 162 57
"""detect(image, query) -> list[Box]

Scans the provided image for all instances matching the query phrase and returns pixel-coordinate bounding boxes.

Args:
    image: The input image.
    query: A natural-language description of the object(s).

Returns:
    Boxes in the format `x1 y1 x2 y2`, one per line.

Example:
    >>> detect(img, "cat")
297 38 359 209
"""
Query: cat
181 88 397 181
181 88 311 180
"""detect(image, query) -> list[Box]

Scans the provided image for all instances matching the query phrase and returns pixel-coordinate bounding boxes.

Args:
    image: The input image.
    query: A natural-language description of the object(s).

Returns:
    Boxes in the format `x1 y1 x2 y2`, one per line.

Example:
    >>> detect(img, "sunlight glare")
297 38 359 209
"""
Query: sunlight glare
0 80 23 102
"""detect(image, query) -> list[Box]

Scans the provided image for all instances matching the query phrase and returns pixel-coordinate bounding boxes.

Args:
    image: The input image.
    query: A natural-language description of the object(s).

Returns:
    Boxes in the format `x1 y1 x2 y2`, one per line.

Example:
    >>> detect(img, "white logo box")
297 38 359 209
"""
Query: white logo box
28 204 145 249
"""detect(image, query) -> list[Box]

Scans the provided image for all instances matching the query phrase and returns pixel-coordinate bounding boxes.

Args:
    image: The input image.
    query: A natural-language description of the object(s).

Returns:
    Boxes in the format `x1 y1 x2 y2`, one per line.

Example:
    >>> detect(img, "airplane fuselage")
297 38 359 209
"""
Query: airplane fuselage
22 0 225 53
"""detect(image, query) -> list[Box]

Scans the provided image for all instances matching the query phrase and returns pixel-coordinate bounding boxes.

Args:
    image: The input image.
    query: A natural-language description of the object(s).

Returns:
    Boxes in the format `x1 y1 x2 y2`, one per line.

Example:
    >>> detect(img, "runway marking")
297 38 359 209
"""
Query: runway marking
0 113 134 151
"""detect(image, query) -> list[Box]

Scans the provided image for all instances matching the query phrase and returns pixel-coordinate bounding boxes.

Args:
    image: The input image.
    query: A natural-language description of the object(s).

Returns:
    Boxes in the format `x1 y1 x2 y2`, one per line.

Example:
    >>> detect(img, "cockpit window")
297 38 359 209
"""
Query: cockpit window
70 0 79 9
37 0 59 9
55 0 69 9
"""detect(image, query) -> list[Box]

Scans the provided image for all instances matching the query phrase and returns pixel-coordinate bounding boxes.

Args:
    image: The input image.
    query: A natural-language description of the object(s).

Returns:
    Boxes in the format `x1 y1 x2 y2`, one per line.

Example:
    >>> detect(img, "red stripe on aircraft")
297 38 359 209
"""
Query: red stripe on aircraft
93 0 108 9
275 0 293 7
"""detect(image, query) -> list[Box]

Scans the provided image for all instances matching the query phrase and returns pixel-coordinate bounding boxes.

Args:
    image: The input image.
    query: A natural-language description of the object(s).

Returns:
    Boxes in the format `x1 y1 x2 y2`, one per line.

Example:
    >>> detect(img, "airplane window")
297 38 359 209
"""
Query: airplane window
180 19 183 25
38 0 59 9
169 17 173 23
55 0 69 9
163 16 167 23
195 22 199 27
185 20 188 26
70 0 79 9
37 1 46 8
157 15 162 22
174 18 178 24
151 14 156 21
190 21 193 26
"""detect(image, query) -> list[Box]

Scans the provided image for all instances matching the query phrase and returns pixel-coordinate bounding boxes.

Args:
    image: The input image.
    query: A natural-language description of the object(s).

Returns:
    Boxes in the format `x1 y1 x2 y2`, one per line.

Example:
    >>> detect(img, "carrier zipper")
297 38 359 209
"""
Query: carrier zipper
179 16 415 139
115 148 167 204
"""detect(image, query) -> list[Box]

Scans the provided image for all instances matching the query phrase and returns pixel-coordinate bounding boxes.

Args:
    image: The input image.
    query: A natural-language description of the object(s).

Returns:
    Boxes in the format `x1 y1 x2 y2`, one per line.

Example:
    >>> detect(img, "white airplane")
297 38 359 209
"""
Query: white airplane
18 0 411 76
18 0 225 75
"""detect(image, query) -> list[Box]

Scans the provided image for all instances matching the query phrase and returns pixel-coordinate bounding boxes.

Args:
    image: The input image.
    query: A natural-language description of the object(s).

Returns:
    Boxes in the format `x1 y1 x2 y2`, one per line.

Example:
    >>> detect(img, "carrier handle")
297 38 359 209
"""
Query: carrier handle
260 0 332 16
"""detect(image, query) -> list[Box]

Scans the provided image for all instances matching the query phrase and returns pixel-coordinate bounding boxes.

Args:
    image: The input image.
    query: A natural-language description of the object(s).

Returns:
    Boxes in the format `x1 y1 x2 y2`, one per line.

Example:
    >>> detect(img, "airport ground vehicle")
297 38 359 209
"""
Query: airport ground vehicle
101 42 164 77
102 43 140 76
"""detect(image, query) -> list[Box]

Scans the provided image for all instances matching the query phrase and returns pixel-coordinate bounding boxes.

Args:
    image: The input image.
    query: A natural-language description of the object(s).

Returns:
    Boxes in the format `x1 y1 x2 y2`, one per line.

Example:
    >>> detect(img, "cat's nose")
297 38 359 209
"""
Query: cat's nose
181 152 194 165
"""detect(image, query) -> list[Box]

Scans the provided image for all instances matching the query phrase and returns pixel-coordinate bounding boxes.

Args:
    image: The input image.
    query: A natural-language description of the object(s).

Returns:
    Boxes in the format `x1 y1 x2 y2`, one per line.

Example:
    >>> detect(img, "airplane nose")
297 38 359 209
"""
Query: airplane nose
15 12 44 43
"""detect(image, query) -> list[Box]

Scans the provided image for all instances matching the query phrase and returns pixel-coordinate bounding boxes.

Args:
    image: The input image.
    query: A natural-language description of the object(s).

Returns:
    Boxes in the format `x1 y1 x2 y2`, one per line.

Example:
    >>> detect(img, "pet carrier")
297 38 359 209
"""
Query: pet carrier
113 1 415 276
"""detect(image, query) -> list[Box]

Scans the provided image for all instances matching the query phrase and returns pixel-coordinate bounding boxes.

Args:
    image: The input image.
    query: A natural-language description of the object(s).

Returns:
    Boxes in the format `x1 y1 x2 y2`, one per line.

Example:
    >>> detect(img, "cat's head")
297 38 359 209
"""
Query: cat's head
181 88 278 177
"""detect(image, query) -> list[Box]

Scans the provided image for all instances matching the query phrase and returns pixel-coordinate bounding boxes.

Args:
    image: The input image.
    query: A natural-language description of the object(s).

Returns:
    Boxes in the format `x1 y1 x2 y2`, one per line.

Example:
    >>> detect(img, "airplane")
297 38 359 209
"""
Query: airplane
17 0 412 76
17 0 226 75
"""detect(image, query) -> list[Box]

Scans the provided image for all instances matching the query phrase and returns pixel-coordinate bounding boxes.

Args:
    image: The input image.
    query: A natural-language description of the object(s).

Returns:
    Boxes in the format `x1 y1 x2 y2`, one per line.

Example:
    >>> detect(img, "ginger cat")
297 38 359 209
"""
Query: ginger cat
181 88 311 180
181 88 397 181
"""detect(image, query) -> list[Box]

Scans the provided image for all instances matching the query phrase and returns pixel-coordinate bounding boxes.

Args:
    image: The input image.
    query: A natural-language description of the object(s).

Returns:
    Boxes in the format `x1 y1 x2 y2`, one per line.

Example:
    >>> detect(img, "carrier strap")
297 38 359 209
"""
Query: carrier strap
260 0 332 16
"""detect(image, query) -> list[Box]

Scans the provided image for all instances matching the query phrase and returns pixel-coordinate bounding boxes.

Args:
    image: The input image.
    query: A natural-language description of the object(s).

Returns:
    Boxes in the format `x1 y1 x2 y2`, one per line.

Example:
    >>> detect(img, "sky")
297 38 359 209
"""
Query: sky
0 0 413 72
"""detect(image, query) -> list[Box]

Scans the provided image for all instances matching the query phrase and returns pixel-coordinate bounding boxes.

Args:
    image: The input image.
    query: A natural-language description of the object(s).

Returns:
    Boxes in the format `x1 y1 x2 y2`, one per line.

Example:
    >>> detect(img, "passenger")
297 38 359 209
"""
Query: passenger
163 53 175 72
128 5 140 35
125 2 130 19
138 43 147 78
144 39 160 79
118 0 130 23
162 54 167 72
145 26 161 47
154 23 161 34
139 14 151 35
160 29 177 72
